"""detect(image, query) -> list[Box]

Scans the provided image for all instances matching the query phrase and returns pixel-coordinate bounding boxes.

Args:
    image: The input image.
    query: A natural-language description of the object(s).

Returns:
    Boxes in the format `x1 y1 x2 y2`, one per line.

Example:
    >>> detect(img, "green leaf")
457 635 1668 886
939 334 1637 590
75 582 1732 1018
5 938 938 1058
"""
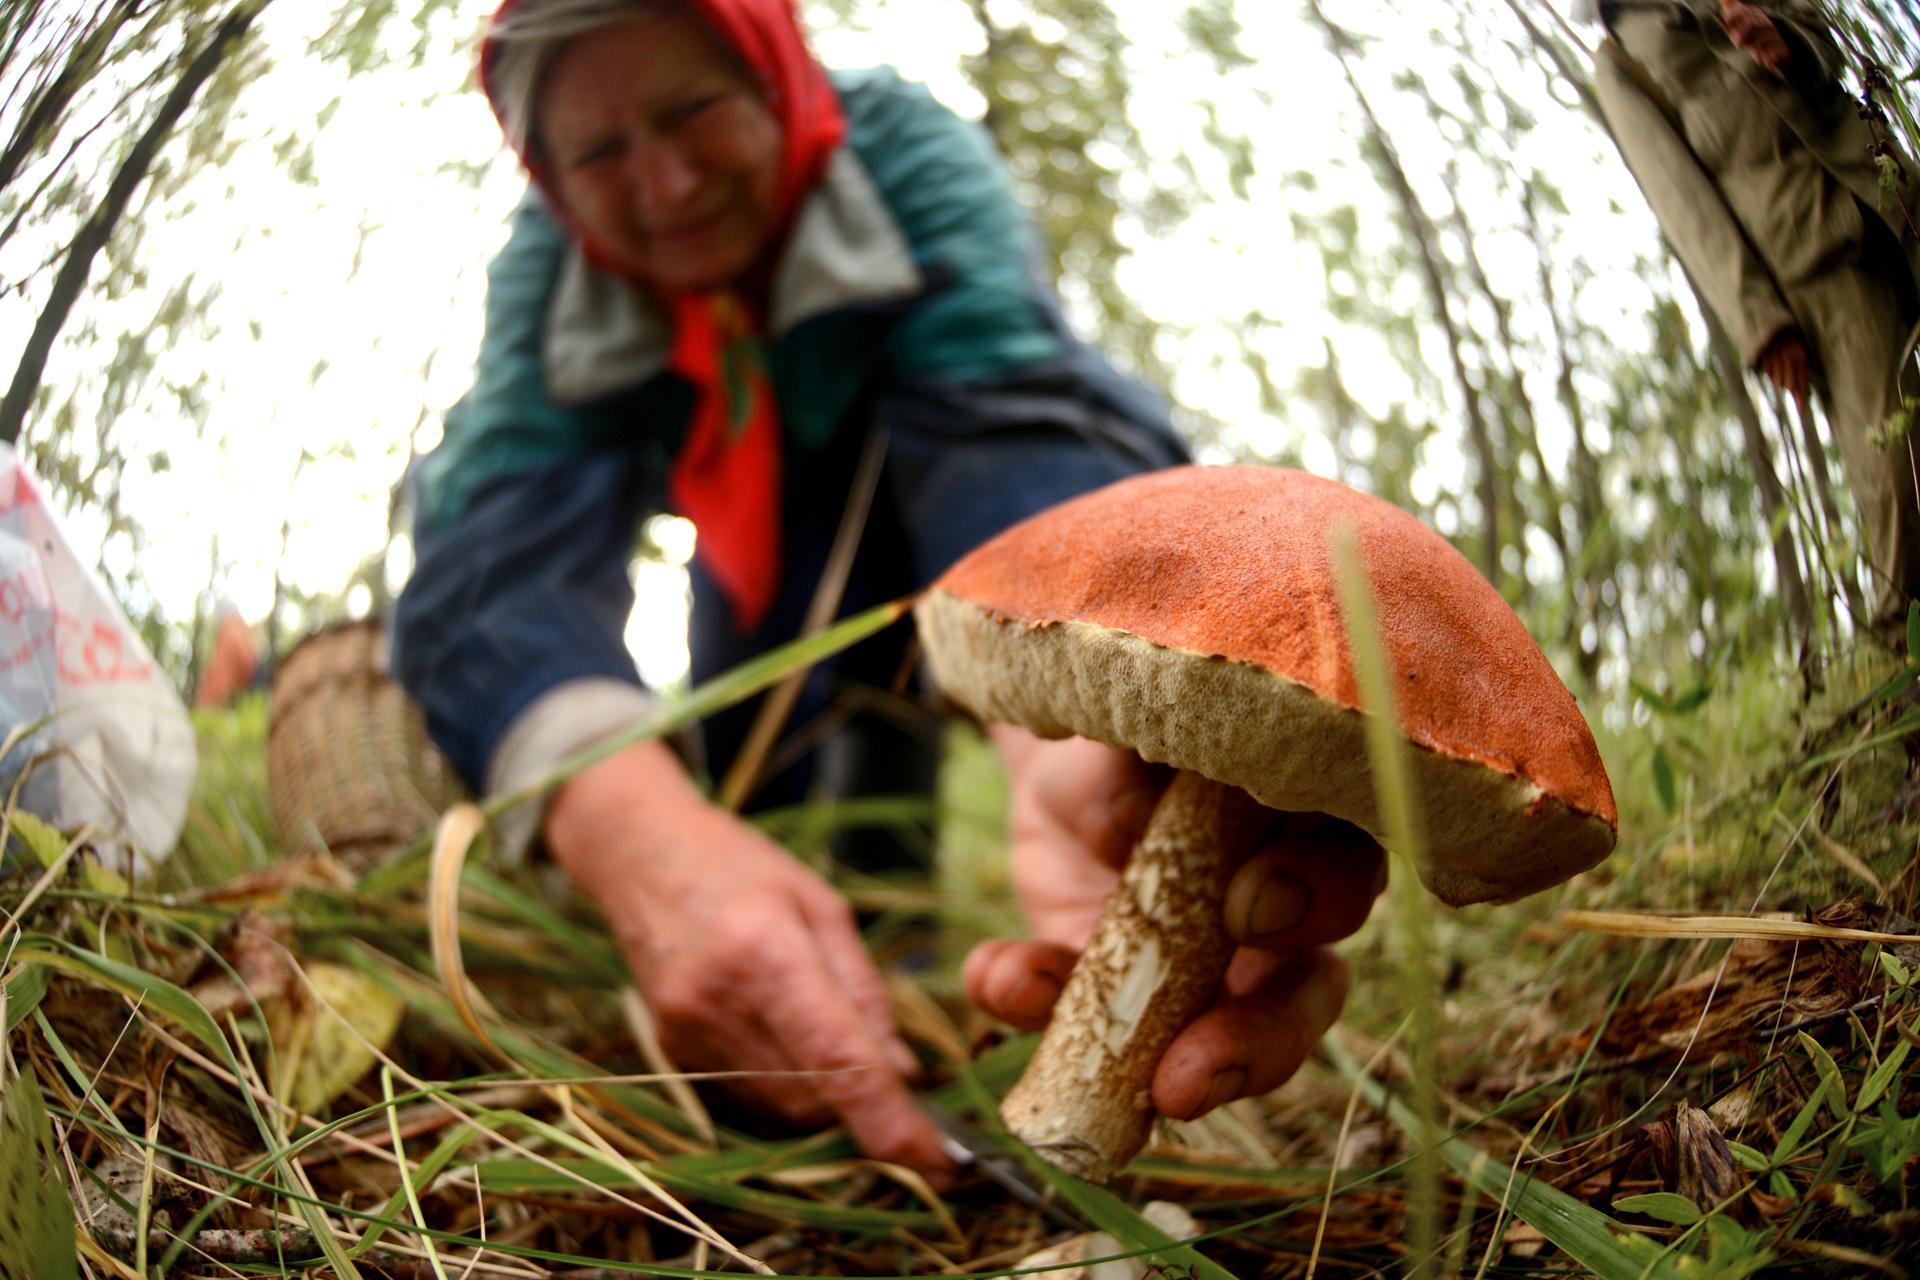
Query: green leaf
1611 1192 1701 1225
1855 1041 1911 1114
1772 1073 1831 1164
1874 664 1918 704
3 965 49 1035
13 939 229 1062
1630 678 1670 712
1701 1217 1775 1275
1670 682 1711 714
1798 1031 1848 1116
1653 745 1677 813
6 811 69 869
1907 599 1919 662
1879 951 1914 987
0 1070 79 1280
1725 1140 1769 1172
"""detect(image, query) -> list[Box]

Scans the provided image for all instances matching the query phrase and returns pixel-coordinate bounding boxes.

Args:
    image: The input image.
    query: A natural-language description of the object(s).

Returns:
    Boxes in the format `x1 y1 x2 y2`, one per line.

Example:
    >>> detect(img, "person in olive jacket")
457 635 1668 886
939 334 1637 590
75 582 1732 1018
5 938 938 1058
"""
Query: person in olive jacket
1593 0 1920 626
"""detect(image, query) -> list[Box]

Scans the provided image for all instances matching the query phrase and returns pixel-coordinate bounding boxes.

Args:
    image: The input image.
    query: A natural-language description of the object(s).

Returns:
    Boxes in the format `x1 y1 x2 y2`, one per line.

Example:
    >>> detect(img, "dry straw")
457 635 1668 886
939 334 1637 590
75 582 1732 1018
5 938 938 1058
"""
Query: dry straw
1559 910 1920 945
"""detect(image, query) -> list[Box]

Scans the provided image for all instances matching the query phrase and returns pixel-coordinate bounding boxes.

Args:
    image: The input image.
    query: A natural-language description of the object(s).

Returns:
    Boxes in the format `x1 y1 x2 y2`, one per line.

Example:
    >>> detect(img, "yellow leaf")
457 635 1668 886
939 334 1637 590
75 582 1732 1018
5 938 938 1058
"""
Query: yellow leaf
270 963 405 1115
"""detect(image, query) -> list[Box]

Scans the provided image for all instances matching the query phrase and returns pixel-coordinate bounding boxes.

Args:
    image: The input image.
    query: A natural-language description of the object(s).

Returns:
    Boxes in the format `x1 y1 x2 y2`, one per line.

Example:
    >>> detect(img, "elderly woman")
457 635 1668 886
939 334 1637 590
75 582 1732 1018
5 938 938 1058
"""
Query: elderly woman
394 0 1382 1178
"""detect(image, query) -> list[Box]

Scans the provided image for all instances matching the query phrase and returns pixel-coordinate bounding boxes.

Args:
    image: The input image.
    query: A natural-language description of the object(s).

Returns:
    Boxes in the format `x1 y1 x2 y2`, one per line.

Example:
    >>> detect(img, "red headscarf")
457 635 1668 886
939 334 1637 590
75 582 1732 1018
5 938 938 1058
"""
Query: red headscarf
481 0 846 632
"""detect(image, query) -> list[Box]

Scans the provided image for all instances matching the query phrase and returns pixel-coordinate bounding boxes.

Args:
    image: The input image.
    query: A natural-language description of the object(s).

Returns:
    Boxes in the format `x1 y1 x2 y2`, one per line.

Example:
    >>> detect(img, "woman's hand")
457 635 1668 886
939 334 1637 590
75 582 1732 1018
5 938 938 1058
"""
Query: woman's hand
966 730 1384 1120
546 742 954 1182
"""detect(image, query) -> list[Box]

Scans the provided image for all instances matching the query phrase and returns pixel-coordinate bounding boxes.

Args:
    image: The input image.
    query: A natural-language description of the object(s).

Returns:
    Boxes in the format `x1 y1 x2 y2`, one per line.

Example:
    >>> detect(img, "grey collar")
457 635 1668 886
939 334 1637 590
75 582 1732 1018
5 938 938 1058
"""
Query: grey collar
543 147 923 406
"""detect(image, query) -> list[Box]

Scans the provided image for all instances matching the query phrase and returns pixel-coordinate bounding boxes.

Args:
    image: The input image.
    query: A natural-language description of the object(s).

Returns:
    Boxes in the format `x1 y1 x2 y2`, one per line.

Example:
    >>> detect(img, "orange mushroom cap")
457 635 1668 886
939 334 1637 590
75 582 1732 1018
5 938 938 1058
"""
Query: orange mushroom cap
915 465 1616 905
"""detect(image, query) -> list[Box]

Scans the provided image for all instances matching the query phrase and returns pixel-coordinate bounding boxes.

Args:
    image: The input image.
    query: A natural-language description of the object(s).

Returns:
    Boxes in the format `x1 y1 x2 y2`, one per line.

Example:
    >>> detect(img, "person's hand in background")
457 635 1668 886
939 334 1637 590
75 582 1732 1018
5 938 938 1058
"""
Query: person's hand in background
1759 328 1811 402
1722 0 1793 72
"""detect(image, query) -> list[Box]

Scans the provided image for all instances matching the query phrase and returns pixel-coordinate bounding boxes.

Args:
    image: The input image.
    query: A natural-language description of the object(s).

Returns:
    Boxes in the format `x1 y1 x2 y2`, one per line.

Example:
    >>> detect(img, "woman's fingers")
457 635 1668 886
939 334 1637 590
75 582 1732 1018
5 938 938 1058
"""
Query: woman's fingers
963 938 1079 1030
1222 819 1386 949
648 987 834 1123
754 939 955 1181
796 887 919 1075
1151 947 1350 1121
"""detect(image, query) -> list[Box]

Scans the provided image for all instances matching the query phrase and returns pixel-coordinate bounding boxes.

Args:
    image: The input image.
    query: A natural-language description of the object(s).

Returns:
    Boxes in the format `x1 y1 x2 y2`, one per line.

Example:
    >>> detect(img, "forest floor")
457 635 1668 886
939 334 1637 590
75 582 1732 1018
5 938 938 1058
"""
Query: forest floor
3 619 1919 1279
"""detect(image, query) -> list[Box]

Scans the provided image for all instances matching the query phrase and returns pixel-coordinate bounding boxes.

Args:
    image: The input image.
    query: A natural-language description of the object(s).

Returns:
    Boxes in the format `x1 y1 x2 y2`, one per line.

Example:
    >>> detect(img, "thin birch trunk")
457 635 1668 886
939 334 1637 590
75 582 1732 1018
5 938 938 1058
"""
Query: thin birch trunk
1306 0 1505 586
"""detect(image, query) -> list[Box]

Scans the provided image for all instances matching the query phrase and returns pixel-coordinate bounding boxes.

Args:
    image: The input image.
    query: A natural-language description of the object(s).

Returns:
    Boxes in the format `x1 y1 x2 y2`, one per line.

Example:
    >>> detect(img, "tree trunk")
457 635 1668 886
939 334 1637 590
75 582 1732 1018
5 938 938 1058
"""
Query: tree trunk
1524 182 1609 682
0 0 266 446
1501 0 1604 121
1788 393 1869 620
1705 313 1817 657
0 0 145 198
1306 0 1505 586
1444 165 1569 611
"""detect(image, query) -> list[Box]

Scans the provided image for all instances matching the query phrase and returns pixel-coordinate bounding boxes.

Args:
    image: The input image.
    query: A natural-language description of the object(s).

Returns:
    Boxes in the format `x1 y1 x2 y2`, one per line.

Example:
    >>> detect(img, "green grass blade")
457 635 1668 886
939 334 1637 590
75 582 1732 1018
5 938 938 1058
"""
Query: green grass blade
1772 1076 1832 1165
353 1118 486 1258
494 598 912 819
469 1155 941 1231
359 597 912 897
12 938 229 1060
1036 1172 1241 1280
50 1106 786 1280
1331 524 1442 1275
456 863 627 984
1324 1037 1681 1280
30 1010 135 1142
2 963 47 1033
1856 1040 1911 1113
751 794 939 843
0 1068 79 1280
335 941 725 1141
380 1068 447 1280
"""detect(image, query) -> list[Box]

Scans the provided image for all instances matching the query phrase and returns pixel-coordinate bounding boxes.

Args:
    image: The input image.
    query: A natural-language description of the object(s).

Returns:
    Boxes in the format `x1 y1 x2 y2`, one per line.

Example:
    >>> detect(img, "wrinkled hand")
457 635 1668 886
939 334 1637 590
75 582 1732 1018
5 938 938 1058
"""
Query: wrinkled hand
1759 329 1811 402
546 743 953 1181
965 732 1385 1121
1722 0 1792 71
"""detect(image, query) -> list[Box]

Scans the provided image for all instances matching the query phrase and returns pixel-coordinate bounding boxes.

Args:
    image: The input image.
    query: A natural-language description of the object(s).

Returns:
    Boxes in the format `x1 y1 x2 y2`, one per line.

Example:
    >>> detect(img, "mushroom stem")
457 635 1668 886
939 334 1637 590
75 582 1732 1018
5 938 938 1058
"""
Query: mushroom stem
1000 768 1271 1182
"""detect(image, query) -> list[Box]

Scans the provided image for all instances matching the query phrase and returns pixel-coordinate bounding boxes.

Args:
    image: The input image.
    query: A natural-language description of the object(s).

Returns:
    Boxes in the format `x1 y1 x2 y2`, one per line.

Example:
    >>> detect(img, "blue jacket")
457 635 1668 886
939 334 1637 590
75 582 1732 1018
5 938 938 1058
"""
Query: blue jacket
392 69 1185 827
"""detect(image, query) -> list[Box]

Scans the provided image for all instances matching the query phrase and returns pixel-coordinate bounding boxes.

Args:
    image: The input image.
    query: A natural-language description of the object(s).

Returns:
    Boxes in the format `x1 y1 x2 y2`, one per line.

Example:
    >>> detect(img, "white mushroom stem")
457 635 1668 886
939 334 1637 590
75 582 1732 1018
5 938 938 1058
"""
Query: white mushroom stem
1000 768 1270 1182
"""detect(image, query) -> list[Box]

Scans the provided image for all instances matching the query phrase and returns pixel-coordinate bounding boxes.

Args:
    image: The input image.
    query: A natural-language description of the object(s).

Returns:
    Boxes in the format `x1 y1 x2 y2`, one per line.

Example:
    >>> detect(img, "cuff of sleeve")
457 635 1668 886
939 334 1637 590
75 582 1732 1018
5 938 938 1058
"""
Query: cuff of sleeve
485 677 658 865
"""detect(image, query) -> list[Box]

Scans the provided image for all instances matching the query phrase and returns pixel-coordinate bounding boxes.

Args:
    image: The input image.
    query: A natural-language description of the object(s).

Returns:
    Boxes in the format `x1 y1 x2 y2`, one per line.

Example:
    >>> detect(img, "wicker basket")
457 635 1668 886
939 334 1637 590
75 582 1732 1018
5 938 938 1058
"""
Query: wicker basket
267 620 466 865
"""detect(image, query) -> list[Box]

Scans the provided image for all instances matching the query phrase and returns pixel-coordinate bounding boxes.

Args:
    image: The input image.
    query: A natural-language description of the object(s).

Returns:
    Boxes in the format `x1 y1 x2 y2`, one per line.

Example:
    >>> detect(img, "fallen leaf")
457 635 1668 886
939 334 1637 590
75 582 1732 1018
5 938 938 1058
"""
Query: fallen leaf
1642 1101 1744 1215
268 962 406 1115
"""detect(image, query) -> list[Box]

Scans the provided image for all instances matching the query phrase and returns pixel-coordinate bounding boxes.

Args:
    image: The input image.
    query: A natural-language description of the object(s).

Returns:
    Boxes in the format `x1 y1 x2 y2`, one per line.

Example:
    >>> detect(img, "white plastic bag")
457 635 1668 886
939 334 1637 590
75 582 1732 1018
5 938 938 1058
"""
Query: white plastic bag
0 444 196 865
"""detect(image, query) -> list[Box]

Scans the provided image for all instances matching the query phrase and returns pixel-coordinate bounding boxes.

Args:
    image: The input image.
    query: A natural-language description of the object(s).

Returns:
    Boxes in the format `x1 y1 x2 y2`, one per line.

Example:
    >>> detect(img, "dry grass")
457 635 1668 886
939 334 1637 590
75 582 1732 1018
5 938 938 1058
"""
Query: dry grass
3 624 1919 1278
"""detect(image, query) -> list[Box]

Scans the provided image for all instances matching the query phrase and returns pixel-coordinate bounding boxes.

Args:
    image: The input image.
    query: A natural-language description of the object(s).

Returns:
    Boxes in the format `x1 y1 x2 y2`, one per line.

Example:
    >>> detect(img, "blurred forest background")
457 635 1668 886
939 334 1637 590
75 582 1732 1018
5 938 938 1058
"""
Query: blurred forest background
3 0 1919 742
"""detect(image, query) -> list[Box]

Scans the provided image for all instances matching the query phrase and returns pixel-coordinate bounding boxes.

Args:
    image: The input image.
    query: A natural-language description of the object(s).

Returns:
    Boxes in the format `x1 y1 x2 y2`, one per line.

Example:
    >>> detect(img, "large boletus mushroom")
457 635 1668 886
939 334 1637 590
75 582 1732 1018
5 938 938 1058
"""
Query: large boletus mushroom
914 465 1616 1182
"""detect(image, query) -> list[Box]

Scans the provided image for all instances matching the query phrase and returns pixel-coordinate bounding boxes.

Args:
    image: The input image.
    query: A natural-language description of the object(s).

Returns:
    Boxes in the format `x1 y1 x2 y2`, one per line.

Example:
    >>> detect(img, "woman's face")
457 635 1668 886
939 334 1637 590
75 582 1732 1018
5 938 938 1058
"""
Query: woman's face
537 11 783 295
